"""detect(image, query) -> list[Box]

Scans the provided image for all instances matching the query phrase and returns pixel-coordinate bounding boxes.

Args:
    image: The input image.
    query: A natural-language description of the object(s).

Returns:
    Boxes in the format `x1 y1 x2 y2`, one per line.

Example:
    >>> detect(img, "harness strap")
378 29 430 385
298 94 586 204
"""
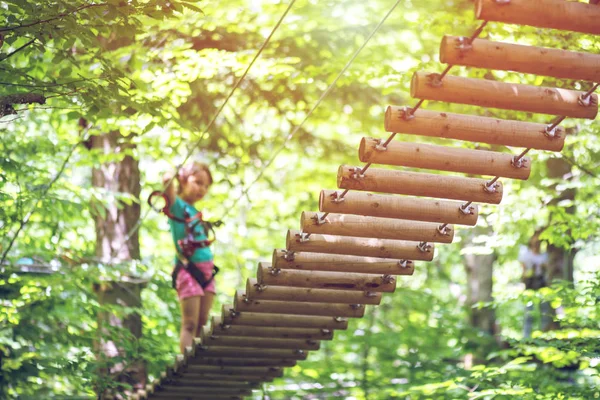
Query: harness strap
172 252 219 290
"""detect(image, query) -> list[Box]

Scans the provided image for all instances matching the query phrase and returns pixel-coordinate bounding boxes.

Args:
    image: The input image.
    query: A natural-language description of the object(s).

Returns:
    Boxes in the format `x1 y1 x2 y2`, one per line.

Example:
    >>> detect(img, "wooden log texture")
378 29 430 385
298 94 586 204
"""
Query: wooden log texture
301 211 454 243
286 229 433 261
384 107 565 151
359 137 531 180
246 277 383 305
221 304 350 330
187 356 297 367
272 250 415 276
185 365 284 377
159 379 257 388
475 0 600 35
155 386 252 395
337 165 503 204
196 342 309 360
234 290 366 318
441 35 600 83
211 316 336 340
169 368 272 383
411 70 598 119
258 262 397 293
149 394 244 400
320 190 479 226
202 325 321 350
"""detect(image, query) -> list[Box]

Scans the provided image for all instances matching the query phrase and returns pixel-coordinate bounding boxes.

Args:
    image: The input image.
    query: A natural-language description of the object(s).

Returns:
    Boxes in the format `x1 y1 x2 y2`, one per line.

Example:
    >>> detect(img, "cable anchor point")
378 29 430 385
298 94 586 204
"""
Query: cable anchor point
296 231 310 243
455 36 473 52
350 166 367 179
417 242 433 253
460 203 475 215
398 106 416 121
312 212 329 226
437 224 452 236
426 73 444 88
282 249 295 261
330 191 346 203
543 125 562 139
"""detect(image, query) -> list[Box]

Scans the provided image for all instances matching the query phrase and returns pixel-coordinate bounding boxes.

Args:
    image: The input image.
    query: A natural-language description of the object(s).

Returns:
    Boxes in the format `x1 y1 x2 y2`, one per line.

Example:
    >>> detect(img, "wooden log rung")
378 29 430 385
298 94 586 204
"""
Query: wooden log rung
149 394 244 400
196 339 310 360
211 316 336 340
202 325 321 350
441 35 600 83
301 211 454 243
221 303 350 330
320 189 479 226
411 70 598 120
286 229 433 261
187 355 297 367
185 364 284 377
338 165 503 204
159 378 257 388
359 137 531 180
384 107 565 151
258 262 397 293
475 0 600 35
156 386 252 395
272 249 415 276
234 290 366 318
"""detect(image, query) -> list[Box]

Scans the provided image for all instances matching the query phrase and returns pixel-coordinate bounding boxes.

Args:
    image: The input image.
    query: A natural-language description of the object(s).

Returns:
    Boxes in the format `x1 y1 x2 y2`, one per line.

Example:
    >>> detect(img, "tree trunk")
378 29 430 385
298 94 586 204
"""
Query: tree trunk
546 158 576 284
91 130 146 398
464 250 496 335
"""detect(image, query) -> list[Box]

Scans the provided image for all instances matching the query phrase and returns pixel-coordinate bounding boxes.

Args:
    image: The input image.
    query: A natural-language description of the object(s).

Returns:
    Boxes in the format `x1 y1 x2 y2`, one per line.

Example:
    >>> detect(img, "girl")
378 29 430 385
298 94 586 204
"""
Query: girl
163 162 216 353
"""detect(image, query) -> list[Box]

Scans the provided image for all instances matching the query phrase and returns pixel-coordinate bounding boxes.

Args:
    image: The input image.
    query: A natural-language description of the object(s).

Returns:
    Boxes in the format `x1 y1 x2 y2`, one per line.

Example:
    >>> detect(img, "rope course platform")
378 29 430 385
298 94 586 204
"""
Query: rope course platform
133 0 600 398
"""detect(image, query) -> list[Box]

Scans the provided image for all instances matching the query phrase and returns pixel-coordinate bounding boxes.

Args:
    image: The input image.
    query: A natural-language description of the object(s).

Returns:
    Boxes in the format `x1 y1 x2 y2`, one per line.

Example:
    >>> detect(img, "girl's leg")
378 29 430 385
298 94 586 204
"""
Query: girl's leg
179 296 201 354
196 292 215 337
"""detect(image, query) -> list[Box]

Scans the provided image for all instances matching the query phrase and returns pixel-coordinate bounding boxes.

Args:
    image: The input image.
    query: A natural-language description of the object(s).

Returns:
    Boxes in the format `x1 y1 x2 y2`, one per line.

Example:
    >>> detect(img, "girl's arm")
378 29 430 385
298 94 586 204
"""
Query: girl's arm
162 172 177 208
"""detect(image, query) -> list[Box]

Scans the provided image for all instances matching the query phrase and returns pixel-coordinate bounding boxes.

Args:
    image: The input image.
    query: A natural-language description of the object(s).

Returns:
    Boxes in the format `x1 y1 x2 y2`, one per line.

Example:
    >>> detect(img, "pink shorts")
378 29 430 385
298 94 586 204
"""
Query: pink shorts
175 260 217 300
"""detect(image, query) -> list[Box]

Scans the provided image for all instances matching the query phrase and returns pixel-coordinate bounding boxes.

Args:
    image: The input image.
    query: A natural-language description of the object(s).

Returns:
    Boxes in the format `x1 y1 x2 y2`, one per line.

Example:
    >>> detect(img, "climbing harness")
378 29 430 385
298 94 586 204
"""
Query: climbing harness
148 191 222 289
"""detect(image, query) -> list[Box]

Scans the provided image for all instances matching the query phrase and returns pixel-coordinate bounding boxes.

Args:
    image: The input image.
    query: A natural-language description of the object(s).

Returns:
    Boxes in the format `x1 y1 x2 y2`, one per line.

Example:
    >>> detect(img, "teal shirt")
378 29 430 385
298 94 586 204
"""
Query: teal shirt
168 197 213 263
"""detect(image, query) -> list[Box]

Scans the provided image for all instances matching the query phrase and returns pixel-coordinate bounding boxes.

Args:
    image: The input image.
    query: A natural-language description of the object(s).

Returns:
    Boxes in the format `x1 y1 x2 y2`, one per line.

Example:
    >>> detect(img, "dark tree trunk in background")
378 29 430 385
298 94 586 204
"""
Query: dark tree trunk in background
91 130 146 398
546 158 576 284
464 251 496 335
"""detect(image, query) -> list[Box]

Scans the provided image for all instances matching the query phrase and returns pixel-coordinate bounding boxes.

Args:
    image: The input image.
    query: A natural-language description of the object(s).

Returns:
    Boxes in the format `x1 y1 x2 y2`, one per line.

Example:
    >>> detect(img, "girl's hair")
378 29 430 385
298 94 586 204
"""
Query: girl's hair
176 162 213 193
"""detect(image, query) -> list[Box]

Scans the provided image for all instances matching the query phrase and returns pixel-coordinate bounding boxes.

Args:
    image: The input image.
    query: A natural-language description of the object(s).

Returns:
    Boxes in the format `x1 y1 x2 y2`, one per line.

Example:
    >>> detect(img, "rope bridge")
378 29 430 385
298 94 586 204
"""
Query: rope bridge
134 1 600 398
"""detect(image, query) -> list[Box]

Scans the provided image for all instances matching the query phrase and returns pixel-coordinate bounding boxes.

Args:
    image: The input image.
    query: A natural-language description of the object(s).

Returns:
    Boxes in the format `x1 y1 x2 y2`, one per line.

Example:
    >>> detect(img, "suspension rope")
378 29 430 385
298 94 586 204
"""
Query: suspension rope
217 0 403 221
113 0 297 260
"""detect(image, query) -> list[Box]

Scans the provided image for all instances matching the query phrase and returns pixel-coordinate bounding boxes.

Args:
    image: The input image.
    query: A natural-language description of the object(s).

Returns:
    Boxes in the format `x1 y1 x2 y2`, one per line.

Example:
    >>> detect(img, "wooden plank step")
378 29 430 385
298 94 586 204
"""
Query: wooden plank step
257 262 397 293
320 190 478 226
221 304 350 329
246 277 383 305
233 290 366 318
384 107 565 151
359 138 531 179
475 0 600 35
301 211 454 243
201 325 322 350
337 165 503 204
271 250 415 276
441 35 600 83
286 229 433 261
211 316 337 339
411 71 598 119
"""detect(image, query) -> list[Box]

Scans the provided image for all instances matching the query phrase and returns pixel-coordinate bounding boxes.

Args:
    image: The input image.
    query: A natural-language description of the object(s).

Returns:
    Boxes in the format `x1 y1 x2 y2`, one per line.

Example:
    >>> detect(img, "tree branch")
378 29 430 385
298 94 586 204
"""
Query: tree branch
0 93 45 117
0 38 35 62
562 154 598 178
0 3 108 33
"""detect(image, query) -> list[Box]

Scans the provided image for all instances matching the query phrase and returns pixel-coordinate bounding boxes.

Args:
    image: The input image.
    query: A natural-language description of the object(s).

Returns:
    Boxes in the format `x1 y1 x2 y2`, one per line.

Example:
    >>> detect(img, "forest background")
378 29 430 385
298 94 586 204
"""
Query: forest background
1 0 599 399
